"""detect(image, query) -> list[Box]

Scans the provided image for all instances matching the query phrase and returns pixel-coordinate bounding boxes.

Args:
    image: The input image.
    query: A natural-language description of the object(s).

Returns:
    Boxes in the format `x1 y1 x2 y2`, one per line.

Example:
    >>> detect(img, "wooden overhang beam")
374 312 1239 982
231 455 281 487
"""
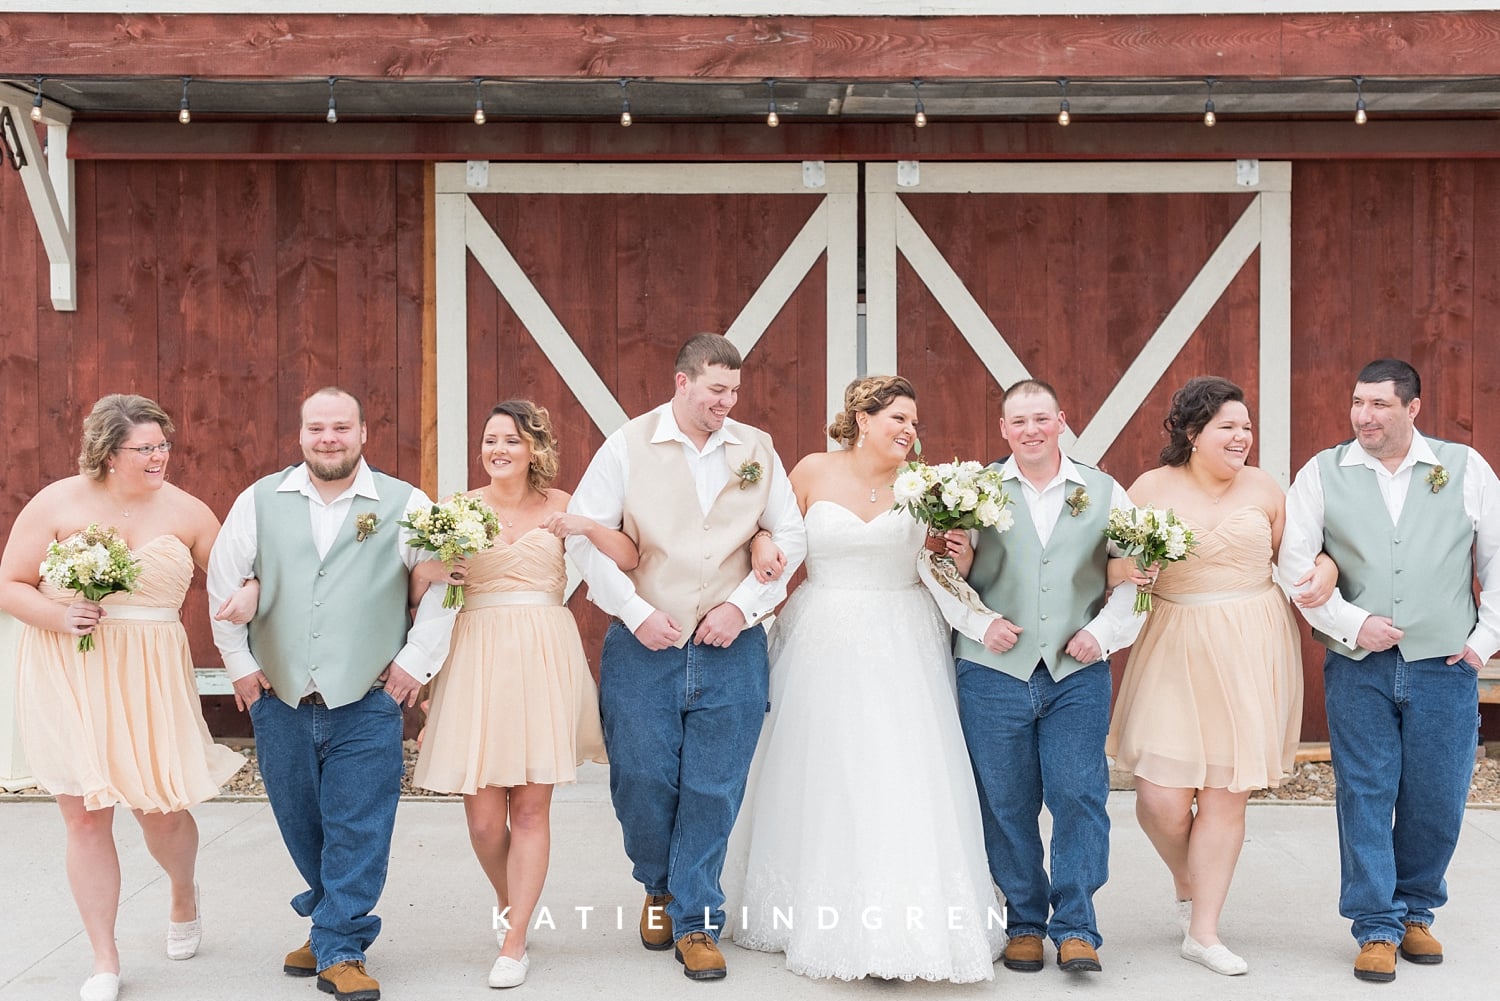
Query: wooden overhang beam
0 82 75 311
64 120 1500 162
3 12 1500 79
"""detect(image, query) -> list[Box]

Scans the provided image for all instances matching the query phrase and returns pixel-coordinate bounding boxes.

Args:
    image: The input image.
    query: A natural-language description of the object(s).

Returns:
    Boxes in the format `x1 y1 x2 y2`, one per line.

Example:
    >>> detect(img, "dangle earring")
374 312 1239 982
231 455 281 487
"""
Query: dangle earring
856 432 866 448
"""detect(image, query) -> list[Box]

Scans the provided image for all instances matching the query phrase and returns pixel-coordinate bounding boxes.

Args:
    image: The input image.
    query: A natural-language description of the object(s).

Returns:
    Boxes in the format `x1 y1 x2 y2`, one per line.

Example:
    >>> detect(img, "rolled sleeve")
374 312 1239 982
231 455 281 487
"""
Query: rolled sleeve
724 451 806 625
206 486 263 681
1466 448 1500 662
566 434 654 623
391 488 457 681
1279 456 1371 646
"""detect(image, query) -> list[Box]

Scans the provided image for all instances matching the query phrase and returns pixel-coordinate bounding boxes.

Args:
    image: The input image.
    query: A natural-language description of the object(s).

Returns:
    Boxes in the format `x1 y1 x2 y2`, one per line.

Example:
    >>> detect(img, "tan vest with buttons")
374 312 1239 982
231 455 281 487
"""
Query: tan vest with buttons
619 414 774 647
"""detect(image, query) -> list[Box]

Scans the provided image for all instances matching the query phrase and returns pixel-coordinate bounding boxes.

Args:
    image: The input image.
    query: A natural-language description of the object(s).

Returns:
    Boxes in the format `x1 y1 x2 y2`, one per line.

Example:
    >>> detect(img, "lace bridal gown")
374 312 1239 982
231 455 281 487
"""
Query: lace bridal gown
726 502 1004 982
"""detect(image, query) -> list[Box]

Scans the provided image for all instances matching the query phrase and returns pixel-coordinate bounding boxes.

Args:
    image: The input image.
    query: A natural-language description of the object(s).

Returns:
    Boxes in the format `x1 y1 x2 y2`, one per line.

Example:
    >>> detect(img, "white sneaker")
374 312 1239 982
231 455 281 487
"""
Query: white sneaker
166 882 201 960
1180 934 1248 976
79 972 120 1001
488 952 530 989
1175 899 1193 936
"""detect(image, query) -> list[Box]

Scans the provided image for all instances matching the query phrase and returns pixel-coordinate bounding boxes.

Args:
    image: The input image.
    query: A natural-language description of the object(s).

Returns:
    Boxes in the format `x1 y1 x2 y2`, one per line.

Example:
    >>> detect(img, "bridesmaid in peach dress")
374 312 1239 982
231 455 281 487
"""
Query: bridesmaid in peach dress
1108 377 1334 978
0 395 249 1001
411 400 623 990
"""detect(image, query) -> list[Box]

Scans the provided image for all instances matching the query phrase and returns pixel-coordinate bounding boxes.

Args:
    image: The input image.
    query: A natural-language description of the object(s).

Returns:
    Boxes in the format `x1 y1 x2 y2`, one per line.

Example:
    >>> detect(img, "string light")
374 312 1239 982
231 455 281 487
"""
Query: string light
912 79 927 128
472 77 486 125
1057 77 1071 127
30 77 43 122
765 78 779 128
178 76 191 125
1354 76 1368 125
618 78 633 127
326 76 338 124
1202 77 1218 127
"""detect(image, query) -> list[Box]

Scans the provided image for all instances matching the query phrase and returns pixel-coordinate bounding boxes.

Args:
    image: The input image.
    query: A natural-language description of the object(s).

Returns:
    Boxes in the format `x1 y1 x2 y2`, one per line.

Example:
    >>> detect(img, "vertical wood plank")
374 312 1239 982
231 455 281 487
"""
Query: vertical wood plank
275 161 340 451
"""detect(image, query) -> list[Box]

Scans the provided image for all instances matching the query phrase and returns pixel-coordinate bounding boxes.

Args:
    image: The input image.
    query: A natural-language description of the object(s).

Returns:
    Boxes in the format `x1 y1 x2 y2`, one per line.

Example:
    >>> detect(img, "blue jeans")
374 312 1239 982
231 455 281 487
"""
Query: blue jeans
249 687 405 968
956 659 1112 948
598 621 769 941
1324 648 1479 945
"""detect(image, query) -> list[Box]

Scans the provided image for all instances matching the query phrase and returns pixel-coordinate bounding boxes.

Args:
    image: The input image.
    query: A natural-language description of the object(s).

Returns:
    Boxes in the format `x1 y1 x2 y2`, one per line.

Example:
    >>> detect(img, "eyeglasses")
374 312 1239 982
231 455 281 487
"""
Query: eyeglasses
118 442 173 456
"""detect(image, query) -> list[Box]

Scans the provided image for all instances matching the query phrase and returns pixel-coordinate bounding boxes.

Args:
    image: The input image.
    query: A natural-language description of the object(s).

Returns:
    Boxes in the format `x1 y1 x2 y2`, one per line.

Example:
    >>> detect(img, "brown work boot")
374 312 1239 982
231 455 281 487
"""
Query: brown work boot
1399 923 1443 965
1354 940 1397 983
1056 938 1102 972
640 894 674 951
1001 934 1045 972
317 960 381 1001
283 939 316 977
674 931 728 980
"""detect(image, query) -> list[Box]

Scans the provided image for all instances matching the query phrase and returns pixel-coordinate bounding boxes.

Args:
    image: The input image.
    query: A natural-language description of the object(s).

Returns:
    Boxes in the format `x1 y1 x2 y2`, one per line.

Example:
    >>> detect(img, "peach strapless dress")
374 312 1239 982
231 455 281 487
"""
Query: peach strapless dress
1107 506 1303 792
16 534 245 812
414 530 606 793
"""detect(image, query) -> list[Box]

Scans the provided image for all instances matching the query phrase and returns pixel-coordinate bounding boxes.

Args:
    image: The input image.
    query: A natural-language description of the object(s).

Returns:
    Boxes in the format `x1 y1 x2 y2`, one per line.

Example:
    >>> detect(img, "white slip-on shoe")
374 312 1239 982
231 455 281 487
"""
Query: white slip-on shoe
79 972 120 1001
1180 934 1248 976
488 952 530 989
166 882 201 960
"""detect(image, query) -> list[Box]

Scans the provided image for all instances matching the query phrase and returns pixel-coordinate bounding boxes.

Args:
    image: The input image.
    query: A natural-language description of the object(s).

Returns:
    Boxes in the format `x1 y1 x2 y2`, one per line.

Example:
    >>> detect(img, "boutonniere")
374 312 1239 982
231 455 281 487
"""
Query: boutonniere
735 461 764 490
1066 485 1091 517
355 513 380 542
1426 465 1449 493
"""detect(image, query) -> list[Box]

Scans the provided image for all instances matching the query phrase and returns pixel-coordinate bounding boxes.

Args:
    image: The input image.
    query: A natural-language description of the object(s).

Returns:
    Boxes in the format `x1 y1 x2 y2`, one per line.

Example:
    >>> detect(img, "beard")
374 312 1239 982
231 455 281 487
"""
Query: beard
306 449 361 482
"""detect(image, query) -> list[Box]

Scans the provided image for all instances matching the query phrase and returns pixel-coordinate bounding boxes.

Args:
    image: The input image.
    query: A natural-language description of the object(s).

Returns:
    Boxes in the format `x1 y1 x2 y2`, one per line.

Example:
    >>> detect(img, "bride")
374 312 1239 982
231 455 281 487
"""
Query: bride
726 375 1004 983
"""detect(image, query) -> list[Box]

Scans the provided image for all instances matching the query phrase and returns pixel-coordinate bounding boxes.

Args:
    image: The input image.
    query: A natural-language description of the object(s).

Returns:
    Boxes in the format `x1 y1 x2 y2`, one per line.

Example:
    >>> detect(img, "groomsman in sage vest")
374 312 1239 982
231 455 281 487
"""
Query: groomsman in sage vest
1280 358 1500 984
947 379 1141 976
208 387 456 1001
566 334 805 981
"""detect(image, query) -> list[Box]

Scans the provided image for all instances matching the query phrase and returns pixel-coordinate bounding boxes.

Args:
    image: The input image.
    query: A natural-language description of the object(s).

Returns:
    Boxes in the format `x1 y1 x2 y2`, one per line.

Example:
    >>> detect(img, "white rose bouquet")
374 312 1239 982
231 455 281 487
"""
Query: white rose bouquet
40 524 143 652
1103 506 1197 614
399 495 501 609
893 459 1014 613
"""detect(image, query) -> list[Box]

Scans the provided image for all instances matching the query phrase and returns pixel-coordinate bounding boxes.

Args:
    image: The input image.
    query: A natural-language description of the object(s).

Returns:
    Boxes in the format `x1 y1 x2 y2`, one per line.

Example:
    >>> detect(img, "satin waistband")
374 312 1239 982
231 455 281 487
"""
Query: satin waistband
1158 581 1276 606
463 590 563 609
100 605 180 623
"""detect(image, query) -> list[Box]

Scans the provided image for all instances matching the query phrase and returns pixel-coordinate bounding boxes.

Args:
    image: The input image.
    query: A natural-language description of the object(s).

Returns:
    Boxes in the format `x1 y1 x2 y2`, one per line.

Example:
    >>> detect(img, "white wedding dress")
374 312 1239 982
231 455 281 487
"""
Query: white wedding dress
726 502 1004 982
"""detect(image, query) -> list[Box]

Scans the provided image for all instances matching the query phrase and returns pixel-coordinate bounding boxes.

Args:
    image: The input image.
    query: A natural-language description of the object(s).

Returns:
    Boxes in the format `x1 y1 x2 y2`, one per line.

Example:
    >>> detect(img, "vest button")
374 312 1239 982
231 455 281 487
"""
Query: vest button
705 554 713 560
1394 597 1403 604
1040 614 1048 620
313 632 321 638
1395 569 1403 575
310 664 318 671
704 523 711 531
1042 558 1051 565
314 601 323 607
318 570 327 576
1042 586 1051 592
701 582 709 589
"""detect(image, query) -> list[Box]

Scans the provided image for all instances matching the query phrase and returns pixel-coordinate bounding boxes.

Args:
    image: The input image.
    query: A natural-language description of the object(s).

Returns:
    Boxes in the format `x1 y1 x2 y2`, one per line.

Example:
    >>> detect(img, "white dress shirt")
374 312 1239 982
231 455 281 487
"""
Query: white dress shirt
923 454 1143 657
207 460 457 690
1279 430 1500 661
566 403 806 632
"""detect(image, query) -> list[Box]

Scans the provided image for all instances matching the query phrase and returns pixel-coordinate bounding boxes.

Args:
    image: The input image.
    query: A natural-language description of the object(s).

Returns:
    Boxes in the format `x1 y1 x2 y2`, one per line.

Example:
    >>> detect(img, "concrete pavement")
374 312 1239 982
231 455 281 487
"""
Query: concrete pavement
4 765 1498 1001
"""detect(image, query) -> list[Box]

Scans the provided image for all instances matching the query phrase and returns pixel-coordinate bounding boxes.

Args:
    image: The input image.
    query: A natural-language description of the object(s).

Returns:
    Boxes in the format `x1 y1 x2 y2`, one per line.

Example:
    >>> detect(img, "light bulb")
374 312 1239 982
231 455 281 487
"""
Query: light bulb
326 77 338 124
1058 99 1071 127
1204 101 1217 128
179 106 191 125
620 108 633 127
30 78 42 122
1355 99 1367 125
474 105 486 126
914 107 927 128
767 109 780 128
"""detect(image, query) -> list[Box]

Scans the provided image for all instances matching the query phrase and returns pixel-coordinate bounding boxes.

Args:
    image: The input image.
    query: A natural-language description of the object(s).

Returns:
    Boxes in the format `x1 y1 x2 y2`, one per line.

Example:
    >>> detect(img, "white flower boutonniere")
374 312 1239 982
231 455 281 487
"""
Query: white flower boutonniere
355 513 379 542
736 461 764 490
1426 465 1449 494
1066 486 1091 517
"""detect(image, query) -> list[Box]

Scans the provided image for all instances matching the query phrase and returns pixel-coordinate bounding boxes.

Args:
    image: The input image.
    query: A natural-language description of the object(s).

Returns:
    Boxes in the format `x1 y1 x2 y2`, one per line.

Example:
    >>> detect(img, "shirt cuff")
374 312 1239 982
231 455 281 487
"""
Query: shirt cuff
393 646 441 684
1465 627 1499 666
620 596 656 634
222 650 263 683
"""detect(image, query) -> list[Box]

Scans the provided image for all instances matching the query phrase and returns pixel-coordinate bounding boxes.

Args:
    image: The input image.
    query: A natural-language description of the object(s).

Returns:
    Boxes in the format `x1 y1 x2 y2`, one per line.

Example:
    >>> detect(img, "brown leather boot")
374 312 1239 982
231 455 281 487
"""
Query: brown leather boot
1399 923 1443 965
284 939 316 978
1056 938 1102 972
1001 934 1045 972
1354 941 1397 982
640 894 674 950
674 931 728 980
317 960 381 1001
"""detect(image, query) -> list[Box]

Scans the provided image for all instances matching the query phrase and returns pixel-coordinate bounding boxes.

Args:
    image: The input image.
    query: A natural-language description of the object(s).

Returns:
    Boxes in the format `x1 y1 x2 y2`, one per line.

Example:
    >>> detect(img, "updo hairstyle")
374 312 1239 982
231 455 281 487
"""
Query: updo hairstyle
78 394 175 481
1160 376 1244 467
826 375 918 447
488 400 560 491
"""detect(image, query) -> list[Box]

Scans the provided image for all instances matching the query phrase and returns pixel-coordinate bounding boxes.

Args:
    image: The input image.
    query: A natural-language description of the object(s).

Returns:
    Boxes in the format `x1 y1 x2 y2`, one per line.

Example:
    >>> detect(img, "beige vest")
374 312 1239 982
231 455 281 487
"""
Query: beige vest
620 414 774 647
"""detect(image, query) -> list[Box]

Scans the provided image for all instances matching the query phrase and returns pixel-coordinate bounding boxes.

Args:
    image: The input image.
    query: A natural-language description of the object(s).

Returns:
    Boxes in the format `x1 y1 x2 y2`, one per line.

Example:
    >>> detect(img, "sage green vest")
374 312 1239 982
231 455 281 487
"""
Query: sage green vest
955 462 1114 682
247 467 414 708
1314 439 1476 661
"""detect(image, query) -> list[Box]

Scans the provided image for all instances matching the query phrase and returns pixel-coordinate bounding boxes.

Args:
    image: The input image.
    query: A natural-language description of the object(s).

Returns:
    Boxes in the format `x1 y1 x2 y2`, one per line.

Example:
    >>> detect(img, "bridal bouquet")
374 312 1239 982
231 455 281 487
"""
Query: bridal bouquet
399 495 501 608
1103 506 1197 614
893 459 1014 614
40 524 143 652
